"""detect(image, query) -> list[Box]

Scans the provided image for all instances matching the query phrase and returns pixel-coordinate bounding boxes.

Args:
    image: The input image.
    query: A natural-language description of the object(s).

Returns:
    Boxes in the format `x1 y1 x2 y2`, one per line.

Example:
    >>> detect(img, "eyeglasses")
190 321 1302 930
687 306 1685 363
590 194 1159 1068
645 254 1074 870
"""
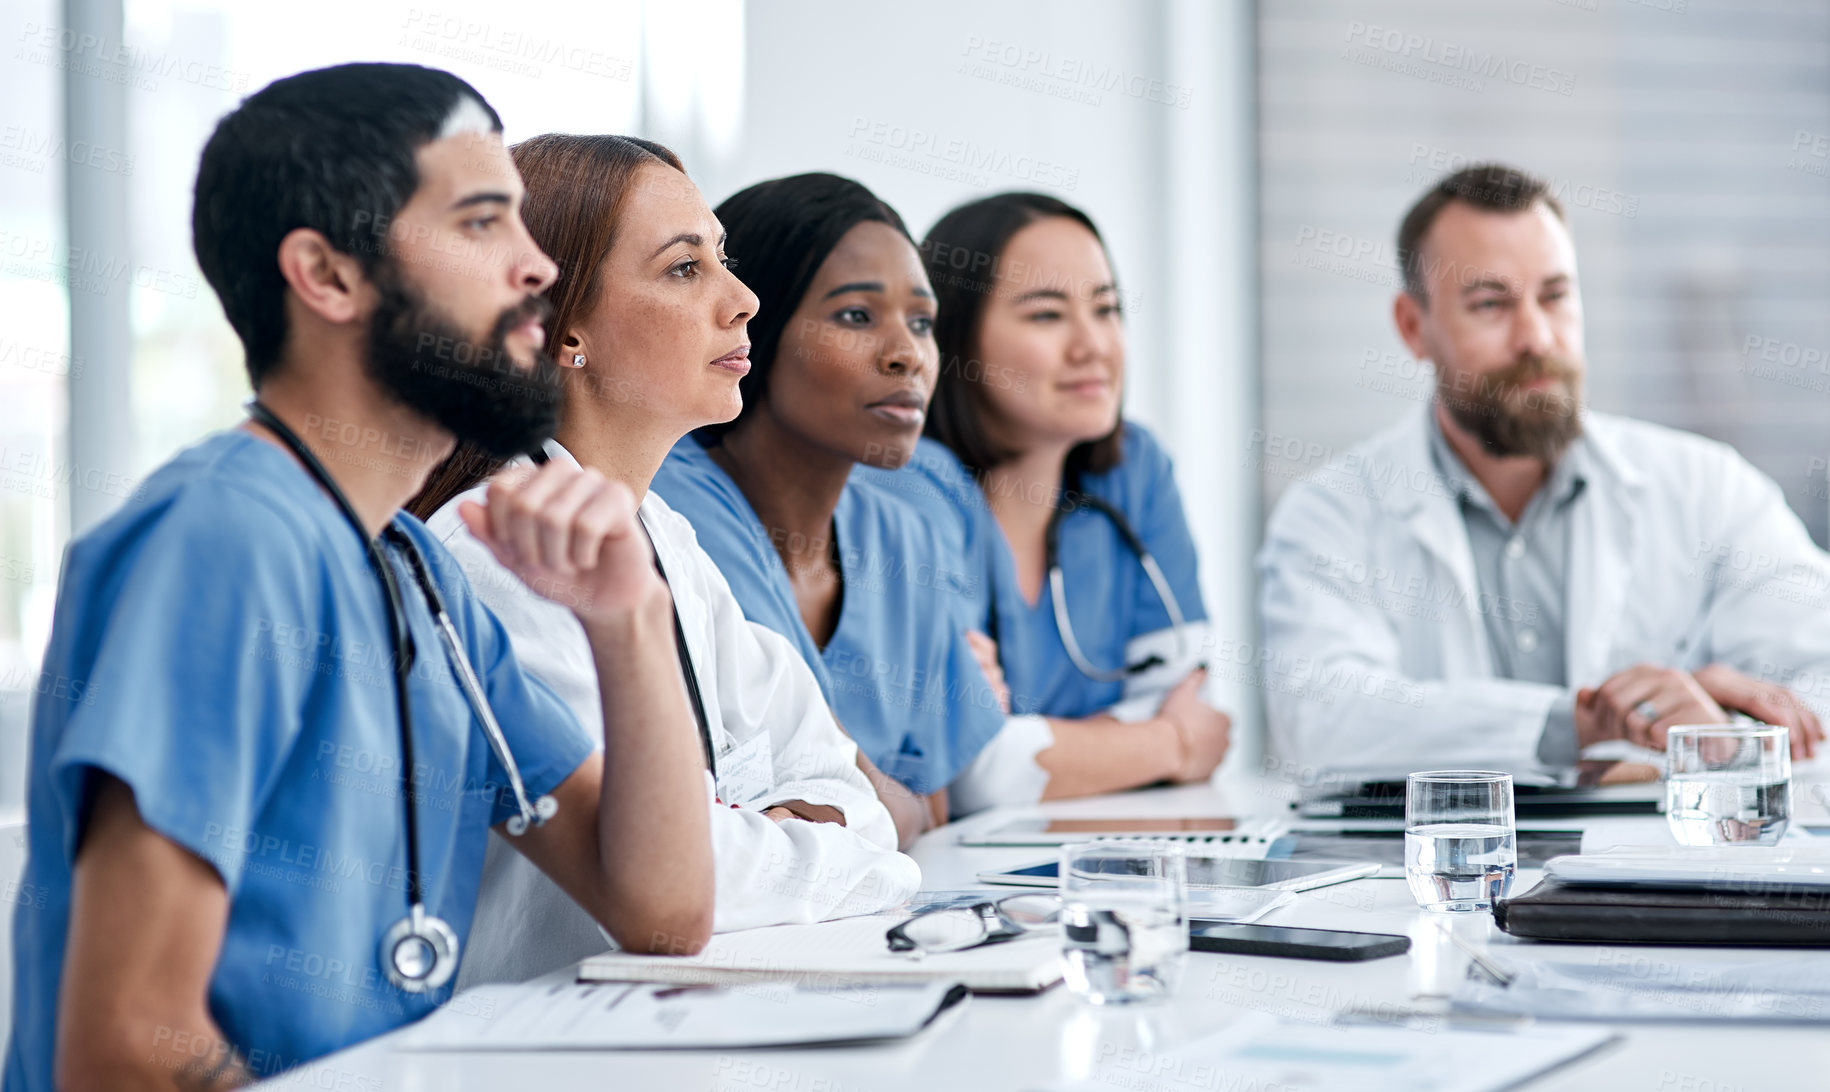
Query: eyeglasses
885 893 1062 955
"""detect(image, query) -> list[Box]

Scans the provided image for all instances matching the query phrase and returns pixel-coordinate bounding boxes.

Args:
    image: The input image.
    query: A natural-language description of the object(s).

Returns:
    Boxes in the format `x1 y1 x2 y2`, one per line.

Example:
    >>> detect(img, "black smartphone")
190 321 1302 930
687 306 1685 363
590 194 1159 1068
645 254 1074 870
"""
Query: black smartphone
1188 921 1410 962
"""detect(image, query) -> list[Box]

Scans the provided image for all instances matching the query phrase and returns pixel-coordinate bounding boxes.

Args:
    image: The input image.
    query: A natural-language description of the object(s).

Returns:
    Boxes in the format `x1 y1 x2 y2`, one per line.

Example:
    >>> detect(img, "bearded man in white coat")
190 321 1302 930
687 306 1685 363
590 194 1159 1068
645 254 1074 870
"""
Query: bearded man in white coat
1259 162 1830 781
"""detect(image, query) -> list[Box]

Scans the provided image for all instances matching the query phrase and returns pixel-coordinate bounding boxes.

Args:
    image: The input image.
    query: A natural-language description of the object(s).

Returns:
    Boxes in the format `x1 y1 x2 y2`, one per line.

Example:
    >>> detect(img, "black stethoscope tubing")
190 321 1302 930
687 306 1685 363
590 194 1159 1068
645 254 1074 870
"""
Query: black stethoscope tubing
525 445 717 778
245 401 553 993
989 483 1192 685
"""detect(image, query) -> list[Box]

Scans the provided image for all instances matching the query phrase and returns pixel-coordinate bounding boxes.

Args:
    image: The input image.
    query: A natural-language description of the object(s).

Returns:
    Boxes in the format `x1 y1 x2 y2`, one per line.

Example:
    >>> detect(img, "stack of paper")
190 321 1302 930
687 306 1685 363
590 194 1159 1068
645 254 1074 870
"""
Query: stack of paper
1454 953 1830 1023
1052 1014 1614 1092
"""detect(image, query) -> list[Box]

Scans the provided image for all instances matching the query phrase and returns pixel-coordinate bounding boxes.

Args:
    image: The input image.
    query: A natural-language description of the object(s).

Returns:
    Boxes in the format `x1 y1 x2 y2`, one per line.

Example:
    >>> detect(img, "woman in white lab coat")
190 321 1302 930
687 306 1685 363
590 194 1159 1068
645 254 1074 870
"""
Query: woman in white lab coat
407 135 918 989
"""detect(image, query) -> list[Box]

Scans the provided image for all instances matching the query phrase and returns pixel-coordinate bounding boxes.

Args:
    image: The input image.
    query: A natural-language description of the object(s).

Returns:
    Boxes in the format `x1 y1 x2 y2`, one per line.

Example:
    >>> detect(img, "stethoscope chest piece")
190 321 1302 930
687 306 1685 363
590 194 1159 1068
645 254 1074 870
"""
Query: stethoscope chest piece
381 903 460 994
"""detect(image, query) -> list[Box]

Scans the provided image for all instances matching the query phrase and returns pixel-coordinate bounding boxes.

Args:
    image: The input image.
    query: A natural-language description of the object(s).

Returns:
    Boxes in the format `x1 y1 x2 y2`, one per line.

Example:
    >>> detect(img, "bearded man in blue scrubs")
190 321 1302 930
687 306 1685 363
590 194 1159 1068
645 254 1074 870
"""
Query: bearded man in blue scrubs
5 63 715 1092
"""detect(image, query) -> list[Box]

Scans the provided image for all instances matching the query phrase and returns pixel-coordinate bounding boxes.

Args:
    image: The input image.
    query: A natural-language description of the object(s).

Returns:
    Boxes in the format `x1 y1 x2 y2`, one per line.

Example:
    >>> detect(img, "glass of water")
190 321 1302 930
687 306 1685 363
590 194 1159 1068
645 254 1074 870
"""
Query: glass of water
1405 771 1517 913
1058 841 1187 1004
1666 724 1791 846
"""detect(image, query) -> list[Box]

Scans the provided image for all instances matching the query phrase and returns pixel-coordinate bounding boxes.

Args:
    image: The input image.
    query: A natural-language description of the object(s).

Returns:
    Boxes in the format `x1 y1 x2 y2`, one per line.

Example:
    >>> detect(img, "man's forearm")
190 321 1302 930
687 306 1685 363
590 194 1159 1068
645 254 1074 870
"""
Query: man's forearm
583 595 715 953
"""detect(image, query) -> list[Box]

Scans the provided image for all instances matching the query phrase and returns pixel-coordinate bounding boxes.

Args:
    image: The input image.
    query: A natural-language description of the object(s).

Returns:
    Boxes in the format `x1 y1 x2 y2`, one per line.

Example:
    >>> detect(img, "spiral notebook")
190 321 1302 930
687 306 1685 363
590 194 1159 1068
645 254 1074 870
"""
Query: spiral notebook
957 814 1286 849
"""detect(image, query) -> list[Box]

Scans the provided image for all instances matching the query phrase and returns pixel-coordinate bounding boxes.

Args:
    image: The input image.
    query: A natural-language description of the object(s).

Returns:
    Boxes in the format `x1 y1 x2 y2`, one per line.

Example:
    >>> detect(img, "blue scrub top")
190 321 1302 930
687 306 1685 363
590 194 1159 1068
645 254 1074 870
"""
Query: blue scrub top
651 437 1004 795
860 423 1208 720
5 431 594 1092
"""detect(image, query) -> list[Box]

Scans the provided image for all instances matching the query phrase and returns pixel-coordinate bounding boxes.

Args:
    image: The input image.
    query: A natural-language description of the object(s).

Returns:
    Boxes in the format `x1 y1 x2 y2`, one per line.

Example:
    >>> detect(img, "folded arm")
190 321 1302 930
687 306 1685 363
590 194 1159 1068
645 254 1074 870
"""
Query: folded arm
688 526 917 917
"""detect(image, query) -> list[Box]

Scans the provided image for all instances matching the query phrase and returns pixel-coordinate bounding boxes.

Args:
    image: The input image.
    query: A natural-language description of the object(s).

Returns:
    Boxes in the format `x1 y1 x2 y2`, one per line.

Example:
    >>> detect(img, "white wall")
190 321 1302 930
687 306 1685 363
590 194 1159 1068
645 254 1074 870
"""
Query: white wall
1259 0 1830 544
0 0 1264 816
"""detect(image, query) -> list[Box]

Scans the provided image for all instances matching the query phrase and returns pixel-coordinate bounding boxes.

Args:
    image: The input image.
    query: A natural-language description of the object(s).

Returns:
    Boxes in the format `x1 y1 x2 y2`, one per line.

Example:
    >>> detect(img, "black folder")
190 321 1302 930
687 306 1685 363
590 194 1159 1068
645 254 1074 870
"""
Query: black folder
1495 878 1830 946
1296 780 1662 820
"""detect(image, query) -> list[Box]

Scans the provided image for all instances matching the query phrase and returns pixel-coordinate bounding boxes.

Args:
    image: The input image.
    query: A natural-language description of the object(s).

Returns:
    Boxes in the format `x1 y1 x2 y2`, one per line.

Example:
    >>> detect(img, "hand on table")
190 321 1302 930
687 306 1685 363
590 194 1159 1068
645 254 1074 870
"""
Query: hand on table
1575 759 1661 786
1576 664 1727 752
763 800 846 826
1693 663 1823 760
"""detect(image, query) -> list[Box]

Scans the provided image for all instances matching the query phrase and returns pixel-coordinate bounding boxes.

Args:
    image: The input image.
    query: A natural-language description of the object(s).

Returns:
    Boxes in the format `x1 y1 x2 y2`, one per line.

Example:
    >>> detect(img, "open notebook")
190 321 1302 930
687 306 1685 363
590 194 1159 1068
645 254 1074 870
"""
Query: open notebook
578 913 1063 994
399 978 969 1050
958 815 1287 849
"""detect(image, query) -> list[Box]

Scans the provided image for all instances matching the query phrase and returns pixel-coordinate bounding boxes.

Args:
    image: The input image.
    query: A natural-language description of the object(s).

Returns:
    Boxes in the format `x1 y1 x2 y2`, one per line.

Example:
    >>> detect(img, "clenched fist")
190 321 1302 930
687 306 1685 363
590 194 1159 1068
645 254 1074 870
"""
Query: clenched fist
458 461 667 625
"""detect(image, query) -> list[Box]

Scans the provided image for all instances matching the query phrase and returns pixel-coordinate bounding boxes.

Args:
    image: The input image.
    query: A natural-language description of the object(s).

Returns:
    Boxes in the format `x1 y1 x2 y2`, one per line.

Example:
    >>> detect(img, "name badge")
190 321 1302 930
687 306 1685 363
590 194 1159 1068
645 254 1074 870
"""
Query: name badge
716 731 775 807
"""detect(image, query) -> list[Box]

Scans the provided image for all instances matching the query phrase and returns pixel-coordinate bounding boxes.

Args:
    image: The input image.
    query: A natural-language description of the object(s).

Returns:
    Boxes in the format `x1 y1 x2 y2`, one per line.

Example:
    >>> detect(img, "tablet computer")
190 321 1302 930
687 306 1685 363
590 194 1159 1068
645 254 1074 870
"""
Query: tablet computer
976 856 1378 892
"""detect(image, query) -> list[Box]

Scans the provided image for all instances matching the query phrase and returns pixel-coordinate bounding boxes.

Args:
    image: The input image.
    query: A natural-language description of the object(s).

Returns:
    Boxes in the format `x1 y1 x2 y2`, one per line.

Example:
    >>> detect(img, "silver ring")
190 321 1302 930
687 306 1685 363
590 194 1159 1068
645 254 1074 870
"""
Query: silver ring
1634 700 1660 724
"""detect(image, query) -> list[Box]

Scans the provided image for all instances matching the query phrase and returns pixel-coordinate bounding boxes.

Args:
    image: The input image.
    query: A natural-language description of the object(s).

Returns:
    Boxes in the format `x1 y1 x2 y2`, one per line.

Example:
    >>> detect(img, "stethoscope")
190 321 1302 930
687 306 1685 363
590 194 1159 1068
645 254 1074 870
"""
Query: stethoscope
1034 487 1192 684
246 402 557 995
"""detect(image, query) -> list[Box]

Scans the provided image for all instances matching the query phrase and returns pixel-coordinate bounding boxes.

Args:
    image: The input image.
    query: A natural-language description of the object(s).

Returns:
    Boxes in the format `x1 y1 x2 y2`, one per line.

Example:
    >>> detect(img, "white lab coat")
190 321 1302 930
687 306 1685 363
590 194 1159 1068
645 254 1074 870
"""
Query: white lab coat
1258 406 1830 778
430 441 919 990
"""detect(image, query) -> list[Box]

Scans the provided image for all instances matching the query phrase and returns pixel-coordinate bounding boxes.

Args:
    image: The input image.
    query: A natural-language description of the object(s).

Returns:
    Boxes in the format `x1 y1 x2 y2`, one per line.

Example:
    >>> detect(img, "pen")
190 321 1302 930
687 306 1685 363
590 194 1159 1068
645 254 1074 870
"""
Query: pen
1433 920 1517 987
1333 1004 1533 1031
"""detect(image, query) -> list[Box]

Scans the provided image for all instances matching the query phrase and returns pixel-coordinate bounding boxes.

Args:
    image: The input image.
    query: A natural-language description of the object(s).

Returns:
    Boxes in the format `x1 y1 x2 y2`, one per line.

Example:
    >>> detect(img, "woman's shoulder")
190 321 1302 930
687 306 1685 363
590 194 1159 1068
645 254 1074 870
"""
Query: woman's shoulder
420 478 490 544
849 453 977 558
650 439 783 586
635 489 703 573
1120 418 1167 457
639 488 757 618
1116 419 1175 476
843 471 949 551
1083 420 1178 501
653 437 758 527
905 436 982 499
853 437 989 544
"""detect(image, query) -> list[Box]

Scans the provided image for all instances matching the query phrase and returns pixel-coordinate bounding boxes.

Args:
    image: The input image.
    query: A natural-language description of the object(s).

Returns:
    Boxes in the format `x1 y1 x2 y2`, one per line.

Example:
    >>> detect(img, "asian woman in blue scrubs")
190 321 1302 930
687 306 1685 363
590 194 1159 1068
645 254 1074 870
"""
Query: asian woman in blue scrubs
862 193 1232 798
652 174 1027 824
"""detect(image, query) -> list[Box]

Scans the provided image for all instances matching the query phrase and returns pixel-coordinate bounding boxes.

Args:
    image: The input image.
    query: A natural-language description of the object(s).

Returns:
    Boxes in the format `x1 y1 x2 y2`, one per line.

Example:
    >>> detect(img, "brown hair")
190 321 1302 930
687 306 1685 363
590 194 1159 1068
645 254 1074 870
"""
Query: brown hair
920 192 1123 487
406 133 683 522
1397 162 1565 303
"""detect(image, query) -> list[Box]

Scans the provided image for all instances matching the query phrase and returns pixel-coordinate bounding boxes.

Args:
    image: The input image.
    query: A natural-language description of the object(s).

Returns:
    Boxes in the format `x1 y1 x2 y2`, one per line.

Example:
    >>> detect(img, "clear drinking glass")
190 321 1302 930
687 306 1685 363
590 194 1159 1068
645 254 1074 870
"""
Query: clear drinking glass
1666 724 1791 846
1058 841 1188 1004
1404 771 1517 913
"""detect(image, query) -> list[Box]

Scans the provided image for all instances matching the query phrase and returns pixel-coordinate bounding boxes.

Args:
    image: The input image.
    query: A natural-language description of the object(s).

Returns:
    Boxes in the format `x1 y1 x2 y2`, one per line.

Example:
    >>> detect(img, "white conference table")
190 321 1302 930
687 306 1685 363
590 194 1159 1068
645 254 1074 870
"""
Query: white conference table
259 766 1830 1092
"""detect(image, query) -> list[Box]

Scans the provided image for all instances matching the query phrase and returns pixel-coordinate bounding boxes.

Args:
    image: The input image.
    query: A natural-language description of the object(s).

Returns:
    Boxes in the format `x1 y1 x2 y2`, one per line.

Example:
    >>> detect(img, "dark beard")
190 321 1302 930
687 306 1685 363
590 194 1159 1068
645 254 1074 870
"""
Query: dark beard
1437 350 1585 461
363 260 562 458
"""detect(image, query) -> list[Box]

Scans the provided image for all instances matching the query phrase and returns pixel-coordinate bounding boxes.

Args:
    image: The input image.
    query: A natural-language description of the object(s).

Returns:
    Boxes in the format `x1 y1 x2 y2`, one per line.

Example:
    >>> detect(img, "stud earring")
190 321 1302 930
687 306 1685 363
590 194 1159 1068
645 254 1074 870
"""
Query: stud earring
568 353 586 369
